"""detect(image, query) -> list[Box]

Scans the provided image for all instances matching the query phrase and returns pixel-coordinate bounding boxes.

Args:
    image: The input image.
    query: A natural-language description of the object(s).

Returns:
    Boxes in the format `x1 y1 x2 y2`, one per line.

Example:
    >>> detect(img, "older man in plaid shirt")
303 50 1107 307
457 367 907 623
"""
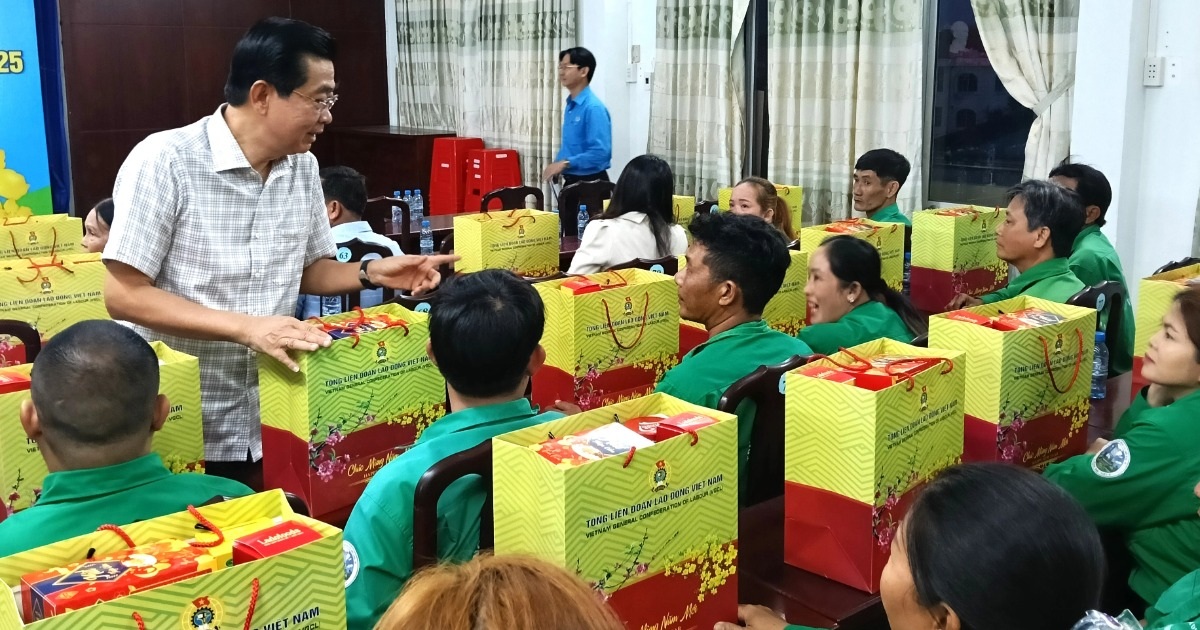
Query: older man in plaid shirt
103 18 453 486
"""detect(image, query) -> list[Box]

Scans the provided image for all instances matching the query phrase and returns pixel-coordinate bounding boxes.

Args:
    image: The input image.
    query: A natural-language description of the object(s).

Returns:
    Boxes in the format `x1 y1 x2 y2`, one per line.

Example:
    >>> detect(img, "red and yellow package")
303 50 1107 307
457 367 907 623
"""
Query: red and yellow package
232 520 324 565
530 423 654 467
0 371 29 394
797 364 856 384
944 309 994 327
655 412 720 441
825 220 876 234
992 308 1067 331
561 278 603 295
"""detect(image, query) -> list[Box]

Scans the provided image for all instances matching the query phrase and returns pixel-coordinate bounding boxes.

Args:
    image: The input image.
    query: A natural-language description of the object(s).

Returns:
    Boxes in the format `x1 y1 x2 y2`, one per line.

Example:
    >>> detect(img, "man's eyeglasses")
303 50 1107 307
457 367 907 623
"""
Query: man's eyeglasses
294 91 339 112
558 64 580 71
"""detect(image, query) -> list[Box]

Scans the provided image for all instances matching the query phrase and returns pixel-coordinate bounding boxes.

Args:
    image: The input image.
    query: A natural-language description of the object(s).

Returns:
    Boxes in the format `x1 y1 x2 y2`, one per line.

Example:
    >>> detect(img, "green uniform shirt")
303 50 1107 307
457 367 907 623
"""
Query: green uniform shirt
981 257 1086 305
1070 225 1135 375
0 454 252 557
869 202 911 226
1043 388 1200 604
342 398 562 630
1145 569 1200 628
655 320 812 497
798 300 914 356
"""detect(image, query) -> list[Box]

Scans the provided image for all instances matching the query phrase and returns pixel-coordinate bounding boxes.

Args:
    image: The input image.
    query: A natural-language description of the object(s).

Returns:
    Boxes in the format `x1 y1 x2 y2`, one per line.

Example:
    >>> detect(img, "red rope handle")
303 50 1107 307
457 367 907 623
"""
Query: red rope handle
187 505 226 548
96 524 137 548
602 293 651 350
133 612 145 630
686 429 700 446
1040 329 1085 394
132 578 259 630
623 446 637 468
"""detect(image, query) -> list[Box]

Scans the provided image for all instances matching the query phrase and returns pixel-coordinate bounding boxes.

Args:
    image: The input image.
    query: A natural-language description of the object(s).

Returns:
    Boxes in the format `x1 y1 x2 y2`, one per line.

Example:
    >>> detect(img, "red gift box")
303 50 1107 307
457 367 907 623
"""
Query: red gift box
232 520 323 565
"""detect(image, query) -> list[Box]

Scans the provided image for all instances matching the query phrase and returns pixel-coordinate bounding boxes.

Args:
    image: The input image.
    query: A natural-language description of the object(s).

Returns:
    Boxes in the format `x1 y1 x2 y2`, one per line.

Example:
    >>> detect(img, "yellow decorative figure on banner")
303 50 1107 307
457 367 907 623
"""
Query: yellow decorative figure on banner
0 149 33 218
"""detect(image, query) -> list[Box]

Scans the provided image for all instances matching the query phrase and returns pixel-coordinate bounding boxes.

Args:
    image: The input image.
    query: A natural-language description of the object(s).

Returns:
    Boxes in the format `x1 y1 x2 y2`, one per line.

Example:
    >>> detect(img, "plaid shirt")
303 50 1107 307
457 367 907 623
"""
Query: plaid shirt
105 106 336 461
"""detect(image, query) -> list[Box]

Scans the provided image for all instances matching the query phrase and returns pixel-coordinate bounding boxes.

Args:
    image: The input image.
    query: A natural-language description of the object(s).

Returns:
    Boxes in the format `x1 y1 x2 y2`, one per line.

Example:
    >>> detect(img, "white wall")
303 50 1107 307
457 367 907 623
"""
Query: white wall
1070 0 1200 298
577 0 656 179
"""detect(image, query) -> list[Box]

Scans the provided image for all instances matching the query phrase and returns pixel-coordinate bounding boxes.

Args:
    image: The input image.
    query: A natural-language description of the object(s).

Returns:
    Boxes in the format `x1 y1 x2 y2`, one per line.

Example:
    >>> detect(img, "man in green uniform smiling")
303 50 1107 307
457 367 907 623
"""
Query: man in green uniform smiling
948 179 1086 309
342 270 562 630
1050 160 1135 375
853 148 912 226
0 321 253 556
655 212 812 502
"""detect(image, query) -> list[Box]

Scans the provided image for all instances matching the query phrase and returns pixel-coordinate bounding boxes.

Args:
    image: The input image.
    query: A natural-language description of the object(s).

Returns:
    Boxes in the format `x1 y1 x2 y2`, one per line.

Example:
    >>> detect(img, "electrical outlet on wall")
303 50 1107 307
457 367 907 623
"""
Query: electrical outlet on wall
1144 56 1165 87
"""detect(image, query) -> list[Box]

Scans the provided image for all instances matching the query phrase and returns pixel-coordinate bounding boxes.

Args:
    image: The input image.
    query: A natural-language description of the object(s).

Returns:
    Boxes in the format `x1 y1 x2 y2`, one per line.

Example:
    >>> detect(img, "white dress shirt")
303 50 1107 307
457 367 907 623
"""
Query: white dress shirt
297 221 404 320
567 211 688 274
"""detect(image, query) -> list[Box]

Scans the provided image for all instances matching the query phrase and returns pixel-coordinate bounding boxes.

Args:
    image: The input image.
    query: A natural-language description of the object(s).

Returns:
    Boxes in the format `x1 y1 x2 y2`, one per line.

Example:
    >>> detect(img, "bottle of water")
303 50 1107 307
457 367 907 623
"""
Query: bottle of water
903 251 913 296
411 188 425 230
1091 331 1109 399
419 219 434 255
552 205 562 237
402 190 414 230
577 204 590 238
391 190 404 227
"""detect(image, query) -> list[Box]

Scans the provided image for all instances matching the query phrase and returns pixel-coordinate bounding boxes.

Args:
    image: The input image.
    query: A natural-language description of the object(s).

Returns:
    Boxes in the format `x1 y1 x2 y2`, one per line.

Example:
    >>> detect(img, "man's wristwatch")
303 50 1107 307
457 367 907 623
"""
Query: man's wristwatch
359 259 380 290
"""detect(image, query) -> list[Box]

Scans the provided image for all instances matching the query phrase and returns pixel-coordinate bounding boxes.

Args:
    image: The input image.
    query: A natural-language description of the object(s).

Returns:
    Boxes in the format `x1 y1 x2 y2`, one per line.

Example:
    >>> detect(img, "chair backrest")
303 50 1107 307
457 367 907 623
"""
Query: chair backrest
608 256 679 276
389 288 438 315
558 180 616 237
412 440 494 571
334 241 397 311
365 196 410 236
717 354 811 506
1068 280 1126 344
0 320 41 364
1153 257 1200 275
481 186 545 212
695 200 718 216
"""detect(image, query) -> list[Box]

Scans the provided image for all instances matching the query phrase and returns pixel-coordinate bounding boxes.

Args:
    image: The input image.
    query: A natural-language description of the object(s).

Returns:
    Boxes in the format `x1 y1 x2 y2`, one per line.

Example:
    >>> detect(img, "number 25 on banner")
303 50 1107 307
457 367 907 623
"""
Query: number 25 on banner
0 51 25 74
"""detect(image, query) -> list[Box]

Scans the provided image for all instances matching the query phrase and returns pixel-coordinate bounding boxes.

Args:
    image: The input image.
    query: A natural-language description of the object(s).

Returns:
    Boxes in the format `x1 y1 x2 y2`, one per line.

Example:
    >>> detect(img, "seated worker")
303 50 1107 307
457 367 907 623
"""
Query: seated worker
799 235 926 355
1044 286 1200 609
1051 160 1135 376
343 269 563 630
728 176 797 241
948 179 1086 309
568 154 688 274
655 212 812 497
718 463 1104 630
853 149 911 226
298 165 403 319
0 320 253 556
82 197 114 253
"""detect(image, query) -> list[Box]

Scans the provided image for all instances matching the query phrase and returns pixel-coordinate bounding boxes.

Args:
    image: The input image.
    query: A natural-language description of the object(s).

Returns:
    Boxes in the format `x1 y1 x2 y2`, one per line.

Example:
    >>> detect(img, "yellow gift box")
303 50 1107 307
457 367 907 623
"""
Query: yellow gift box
0 341 204 514
1132 263 1200 383
493 393 738 629
0 491 346 629
454 209 560 277
0 215 83 261
909 206 1009 312
800 220 905 292
717 184 803 229
929 296 1096 468
762 249 808 336
783 339 965 592
0 253 107 340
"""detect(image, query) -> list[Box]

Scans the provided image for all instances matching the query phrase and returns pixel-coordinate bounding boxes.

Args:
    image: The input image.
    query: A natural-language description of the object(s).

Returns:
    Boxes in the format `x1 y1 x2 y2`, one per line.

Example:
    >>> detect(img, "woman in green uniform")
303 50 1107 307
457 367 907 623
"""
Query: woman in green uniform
715 463 1104 630
1044 286 1200 609
799 235 925 355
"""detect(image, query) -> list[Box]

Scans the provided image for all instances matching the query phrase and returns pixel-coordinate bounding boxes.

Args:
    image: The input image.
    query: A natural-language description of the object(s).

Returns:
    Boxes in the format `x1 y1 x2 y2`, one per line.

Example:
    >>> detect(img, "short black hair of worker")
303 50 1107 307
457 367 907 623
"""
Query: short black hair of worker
320 166 367 217
687 211 791 315
1005 179 1086 259
855 149 911 188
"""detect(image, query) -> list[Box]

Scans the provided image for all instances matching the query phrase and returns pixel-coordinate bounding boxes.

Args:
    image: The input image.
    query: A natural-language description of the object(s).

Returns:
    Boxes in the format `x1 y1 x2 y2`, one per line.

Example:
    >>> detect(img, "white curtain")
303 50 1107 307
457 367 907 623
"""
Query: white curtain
648 0 751 200
393 0 463 132
971 0 1079 180
766 0 925 224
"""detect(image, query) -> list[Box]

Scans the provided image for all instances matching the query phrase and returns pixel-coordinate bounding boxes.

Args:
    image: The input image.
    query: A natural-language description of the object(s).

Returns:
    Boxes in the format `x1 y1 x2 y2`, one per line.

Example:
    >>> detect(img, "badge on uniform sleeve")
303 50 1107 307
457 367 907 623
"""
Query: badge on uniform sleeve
343 540 361 587
1091 439 1131 478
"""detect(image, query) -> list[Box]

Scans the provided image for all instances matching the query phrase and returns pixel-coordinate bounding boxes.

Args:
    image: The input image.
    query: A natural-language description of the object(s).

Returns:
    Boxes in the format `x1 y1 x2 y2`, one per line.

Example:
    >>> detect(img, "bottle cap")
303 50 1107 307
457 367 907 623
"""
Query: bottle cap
421 219 430 228
1095 331 1106 342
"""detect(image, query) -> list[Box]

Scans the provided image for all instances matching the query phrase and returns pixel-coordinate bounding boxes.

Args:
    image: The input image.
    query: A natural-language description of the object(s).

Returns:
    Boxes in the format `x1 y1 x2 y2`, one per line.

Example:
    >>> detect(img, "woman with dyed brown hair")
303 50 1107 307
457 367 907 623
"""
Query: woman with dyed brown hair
374 554 625 630
728 176 797 241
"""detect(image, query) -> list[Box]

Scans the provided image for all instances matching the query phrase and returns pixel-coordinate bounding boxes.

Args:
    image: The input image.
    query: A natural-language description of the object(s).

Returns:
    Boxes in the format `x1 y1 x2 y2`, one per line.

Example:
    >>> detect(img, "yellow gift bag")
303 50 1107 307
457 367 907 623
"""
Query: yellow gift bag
454 209 560 277
494 393 738 629
0 215 83 261
762 249 808 335
783 339 965 593
0 253 107 341
717 184 803 228
929 296 1096 468
1132 263 1200 387
531 269 679 410
800 219 905 292
258 304 446 522
0 491 345 629
909 206 1009 313
0 342 204 515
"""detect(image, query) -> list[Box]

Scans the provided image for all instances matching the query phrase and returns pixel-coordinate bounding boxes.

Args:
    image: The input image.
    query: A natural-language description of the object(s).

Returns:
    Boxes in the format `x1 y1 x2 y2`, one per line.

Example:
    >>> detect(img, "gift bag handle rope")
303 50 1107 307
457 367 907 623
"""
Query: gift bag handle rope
94 506 226 558
602 293 651 351
307 306 410 348
1039 329 1085 394
1 215 33 226
133 578 260 630
9 229 71 284
479 209 538 229
622 429 700 468
814 349 955 392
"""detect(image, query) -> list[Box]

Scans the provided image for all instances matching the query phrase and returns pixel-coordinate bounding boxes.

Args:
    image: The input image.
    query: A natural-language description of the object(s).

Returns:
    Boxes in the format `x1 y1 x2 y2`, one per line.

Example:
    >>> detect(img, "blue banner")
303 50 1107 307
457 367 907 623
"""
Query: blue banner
0 0 52 215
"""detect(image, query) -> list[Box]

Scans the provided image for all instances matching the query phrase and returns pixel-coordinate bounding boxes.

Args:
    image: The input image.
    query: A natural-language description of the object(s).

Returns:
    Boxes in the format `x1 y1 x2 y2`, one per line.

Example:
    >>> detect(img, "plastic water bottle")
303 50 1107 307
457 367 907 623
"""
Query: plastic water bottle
577 204 590 238
903 251 912 296
1091 331 1109 399
552 205 562 237
391 190 404 227
411 188 425 230
419 220 434 255
402 190 414 229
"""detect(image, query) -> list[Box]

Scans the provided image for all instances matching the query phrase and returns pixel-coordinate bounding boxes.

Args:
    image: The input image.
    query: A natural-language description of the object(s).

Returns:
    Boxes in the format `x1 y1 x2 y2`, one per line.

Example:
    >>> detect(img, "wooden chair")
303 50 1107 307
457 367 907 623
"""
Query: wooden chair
481 185 545 212
390 288 437 315
717 354 812 507
559 180 615 238
1068 281 1127 345
695 200 718 216
365 195 410 237
333 241 398 311
0 320 41 364
1153 257 1200 275
412 441 494 571
609 255 679 276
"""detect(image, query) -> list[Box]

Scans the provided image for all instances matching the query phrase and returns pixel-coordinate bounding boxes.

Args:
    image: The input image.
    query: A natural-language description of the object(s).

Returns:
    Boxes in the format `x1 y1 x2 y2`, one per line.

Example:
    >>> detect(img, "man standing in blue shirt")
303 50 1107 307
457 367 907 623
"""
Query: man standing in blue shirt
542 47 612 184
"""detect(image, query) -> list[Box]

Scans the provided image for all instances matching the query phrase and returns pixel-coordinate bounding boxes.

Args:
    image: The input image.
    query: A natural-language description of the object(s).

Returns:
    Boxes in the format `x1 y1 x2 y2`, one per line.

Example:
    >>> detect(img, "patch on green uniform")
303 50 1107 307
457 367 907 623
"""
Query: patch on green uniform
1091 439 1131 478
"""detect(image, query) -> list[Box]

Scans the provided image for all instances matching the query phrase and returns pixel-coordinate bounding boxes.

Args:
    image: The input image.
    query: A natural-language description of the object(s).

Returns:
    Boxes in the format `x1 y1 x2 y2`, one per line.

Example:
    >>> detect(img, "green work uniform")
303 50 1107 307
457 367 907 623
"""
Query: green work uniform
655 319 812 498
869 202 911 226
0 454 252 557
1070 225 1135 375
981 257 1086 305
798 299 914 356
1043 388 1200 604
1142 568 1200 628
342 399 562 630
